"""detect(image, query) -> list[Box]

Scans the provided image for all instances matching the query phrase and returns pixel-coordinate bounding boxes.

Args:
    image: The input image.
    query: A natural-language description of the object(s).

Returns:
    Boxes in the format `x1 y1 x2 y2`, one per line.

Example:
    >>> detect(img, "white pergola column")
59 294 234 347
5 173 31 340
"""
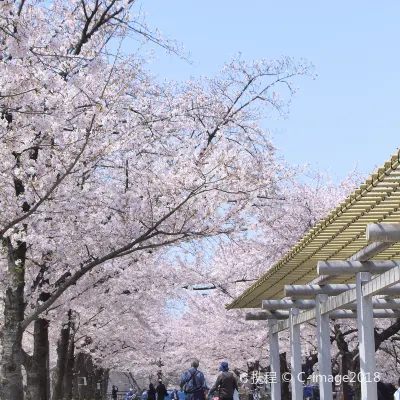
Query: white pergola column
356 272 377 400
289 308 302 400
315 294 333 400
268 319 281 400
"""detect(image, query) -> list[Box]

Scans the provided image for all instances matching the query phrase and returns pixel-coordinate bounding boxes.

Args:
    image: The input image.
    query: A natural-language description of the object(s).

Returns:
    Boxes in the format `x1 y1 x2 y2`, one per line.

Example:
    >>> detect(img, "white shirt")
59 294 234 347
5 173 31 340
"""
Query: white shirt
394 388 400 400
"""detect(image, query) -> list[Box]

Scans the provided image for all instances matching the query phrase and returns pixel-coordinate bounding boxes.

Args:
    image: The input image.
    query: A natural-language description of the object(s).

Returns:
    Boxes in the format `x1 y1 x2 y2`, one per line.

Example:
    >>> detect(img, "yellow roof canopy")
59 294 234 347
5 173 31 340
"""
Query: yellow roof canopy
228 149 400 309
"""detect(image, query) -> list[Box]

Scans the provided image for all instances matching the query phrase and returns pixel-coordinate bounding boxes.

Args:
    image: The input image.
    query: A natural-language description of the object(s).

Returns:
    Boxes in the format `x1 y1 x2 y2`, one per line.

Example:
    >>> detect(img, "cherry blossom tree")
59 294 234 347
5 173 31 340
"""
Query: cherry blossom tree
0 0 314 398
50 171 361 380
175 171 400 392
162 171 365 374
32 169 400 397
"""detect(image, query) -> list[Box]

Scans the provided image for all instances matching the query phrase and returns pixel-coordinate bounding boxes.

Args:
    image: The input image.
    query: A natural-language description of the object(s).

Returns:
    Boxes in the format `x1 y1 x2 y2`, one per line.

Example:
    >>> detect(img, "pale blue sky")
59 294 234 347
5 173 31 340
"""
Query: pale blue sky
133 0 400 180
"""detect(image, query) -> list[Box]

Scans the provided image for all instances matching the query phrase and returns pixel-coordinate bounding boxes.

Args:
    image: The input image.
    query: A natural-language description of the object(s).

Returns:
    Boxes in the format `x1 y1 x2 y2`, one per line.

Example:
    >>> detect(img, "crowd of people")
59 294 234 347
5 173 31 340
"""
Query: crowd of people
111 359 238 400
111 359 400 400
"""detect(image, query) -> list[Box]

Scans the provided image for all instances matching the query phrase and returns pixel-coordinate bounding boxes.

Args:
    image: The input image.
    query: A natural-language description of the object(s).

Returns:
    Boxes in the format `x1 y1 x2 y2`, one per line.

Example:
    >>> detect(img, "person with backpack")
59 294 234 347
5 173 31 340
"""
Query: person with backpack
209 362 238 400
180 359 208 400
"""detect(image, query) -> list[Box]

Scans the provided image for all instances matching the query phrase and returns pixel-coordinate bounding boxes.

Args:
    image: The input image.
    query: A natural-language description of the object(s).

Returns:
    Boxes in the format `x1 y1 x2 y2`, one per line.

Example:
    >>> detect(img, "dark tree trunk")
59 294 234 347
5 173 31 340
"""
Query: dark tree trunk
62 329 75 400
127 372 140 393
52 310 74 400
338 354 350 400
279 352 290 400
1 107 42 400
100 369 110 400
302 352 318 382
334 324 359 399
52 322 70 400
0 238 26 400
24 319 50 400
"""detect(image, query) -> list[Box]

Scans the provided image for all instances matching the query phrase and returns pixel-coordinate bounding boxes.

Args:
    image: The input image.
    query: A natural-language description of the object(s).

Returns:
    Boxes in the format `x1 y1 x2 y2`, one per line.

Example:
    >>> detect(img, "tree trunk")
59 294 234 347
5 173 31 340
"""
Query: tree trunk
25 318 49 400
62 329 75 400
279 352 290 400
52 311 74 400
338 353 350 400
0 238 26 400
101 369 110 399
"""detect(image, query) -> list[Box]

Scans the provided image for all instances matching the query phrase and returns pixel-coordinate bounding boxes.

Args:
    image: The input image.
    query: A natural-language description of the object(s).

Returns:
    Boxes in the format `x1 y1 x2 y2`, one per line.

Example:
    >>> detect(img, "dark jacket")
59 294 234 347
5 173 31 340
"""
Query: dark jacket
156 383 168 398
148 386 156 400
170 391 179 400
209 372 238 399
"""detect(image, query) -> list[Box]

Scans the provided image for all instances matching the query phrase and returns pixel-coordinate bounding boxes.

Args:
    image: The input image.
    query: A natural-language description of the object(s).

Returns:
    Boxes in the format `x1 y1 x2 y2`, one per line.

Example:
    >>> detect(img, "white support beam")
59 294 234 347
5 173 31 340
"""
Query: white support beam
293 308 316 325
262 300 315 310
316 295 333 400
330 310 357 319
367 223 400 243
379 284 400 296
270 307 400 334
289 308 302 400
356 272 377 400
246 312 271 320
348 241 392 262
330 310 400 319
342 299 400 310
363 265 400 296
321 288 357 314
264 298 400 312
312 237 392 286
268 319 281 400
267 233 400 335
271 319 289 335
372 310 400 317
265 311 289 318
285 284 355 298
317 260 399 275
287 283 400 301
245 311 288 321
370 299 400 309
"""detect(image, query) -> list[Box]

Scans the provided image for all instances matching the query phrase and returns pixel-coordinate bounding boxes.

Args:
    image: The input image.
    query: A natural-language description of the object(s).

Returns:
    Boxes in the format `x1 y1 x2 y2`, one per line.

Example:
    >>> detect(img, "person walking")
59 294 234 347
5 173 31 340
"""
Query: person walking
156 379 168 400
148 383 156 400
209 362 238 400
112 385 119 400
170 388 179 400
180 359 208 400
